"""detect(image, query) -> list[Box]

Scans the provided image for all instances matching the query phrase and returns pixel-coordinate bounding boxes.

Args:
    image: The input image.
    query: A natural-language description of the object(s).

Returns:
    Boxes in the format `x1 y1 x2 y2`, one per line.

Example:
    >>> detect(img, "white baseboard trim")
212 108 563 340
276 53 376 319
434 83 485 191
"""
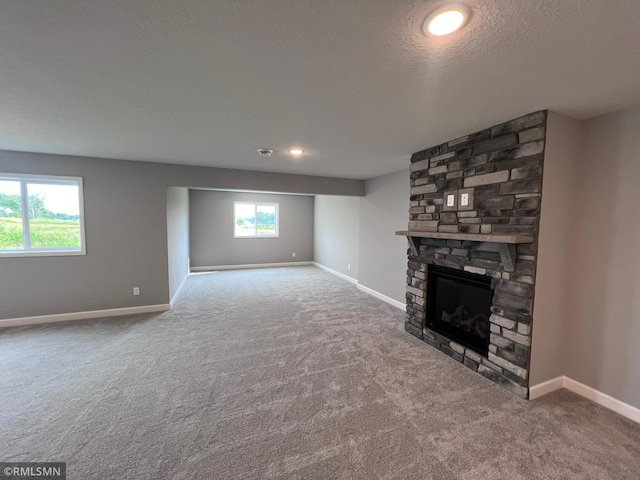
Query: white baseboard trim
529 376 565 400
170 274 189 307
312 262 405 310
563 377 640 424
357 284 406 311
0 304 171 329
191 261 312 272
312 262 357 284
529 375 640 424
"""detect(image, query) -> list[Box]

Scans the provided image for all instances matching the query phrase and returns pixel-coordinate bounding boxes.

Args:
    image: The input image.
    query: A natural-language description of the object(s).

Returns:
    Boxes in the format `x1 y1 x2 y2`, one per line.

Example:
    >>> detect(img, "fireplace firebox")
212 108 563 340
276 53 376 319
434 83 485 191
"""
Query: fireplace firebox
426 266 493 356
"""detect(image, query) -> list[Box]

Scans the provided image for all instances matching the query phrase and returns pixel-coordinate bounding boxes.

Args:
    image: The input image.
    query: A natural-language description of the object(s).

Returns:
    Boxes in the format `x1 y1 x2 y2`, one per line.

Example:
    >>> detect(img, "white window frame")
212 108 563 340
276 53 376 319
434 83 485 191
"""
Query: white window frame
0 172 86 258
233 202 279 238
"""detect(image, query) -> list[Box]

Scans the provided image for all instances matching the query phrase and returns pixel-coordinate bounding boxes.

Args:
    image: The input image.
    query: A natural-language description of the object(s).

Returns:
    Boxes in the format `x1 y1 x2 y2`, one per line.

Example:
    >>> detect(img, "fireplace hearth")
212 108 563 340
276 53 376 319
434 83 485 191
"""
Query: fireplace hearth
427 266 492 356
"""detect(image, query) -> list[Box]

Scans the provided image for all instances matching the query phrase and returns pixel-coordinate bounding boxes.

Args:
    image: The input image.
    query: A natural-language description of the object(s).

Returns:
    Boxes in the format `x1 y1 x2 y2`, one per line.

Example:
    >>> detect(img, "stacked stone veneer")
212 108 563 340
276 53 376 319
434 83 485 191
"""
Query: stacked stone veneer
404 111 547 398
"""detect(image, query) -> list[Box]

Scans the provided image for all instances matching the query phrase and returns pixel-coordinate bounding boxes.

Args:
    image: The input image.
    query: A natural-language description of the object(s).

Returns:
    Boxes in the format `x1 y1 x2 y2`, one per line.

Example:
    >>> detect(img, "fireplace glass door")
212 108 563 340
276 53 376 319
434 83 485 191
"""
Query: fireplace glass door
427 265 492 356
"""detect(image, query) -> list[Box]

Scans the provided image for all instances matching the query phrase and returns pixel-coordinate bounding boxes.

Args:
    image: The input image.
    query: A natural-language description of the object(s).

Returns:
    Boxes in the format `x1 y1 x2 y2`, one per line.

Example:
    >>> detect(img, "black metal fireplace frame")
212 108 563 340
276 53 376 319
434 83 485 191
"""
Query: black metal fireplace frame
426 265 492 356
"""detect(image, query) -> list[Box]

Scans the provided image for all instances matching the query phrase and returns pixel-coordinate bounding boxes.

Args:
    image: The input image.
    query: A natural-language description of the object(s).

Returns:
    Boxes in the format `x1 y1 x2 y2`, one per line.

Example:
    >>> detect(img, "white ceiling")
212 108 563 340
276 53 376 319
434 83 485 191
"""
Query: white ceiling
1 1 639 180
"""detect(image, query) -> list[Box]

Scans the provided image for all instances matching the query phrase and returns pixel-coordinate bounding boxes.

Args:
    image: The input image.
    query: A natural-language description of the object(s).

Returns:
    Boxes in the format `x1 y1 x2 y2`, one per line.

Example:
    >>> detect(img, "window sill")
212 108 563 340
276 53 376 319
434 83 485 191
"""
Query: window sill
0 249 86 258
233 236 280 239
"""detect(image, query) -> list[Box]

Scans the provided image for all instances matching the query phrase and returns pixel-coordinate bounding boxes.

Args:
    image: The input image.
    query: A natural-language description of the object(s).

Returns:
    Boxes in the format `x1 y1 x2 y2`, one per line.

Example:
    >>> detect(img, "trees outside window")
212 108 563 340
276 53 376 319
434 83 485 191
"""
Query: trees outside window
233 202 279 238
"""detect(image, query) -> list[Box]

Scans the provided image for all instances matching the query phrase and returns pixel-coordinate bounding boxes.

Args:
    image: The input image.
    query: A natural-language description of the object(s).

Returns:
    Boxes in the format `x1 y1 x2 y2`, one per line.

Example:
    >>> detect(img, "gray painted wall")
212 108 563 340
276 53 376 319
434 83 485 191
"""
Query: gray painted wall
189 190 313 267
530 112 583 385
562 105 640 409
0 150 363 319
313 195 360 280
0 154 170 318
531 106 640 409
312 168 410 304
358 169 409 304
166 187 190 302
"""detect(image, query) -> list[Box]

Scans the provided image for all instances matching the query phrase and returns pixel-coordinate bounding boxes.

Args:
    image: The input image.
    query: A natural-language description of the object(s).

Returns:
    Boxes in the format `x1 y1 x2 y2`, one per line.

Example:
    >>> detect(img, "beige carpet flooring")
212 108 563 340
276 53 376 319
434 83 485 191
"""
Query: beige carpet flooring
1 266 639 479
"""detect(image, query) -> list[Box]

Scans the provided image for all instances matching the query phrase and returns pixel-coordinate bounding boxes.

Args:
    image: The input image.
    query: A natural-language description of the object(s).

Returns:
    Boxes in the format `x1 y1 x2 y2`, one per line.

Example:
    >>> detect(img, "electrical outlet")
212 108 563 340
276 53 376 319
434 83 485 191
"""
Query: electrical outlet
348 264 351 270
133 287 140 296
292 252 296 257
458 188 475 211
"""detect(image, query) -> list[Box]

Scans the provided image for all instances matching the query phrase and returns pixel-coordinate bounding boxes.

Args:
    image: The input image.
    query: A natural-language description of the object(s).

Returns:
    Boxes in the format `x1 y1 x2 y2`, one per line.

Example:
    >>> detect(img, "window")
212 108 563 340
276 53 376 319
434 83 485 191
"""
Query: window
233 202 279 238
0 173 86 257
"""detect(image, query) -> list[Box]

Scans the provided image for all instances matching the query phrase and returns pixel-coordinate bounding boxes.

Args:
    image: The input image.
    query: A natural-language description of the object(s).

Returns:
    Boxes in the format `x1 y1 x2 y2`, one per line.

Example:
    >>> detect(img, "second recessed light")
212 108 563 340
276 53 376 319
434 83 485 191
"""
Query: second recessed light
289 149 304 155
423 5 470 37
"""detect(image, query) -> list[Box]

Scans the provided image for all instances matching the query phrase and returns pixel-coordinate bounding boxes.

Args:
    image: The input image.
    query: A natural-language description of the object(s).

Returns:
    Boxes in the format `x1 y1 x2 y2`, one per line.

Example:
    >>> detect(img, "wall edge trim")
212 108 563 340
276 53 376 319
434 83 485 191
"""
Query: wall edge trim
530 375 640 424
191 262 313 272
356 284 406 311
312 262 358 284
312 261 405 310
0 304 171 329
529 376 565 400
563 376 640 424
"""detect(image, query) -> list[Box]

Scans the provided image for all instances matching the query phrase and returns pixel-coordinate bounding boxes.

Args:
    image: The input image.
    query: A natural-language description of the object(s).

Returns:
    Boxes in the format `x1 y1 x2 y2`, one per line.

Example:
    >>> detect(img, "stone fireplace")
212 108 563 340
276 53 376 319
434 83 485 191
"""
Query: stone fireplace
398 111 546 398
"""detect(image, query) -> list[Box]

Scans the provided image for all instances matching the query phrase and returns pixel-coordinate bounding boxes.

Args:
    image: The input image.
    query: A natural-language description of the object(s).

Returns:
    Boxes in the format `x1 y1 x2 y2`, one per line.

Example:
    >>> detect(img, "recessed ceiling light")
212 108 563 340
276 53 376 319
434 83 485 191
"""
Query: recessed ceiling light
423 5 470 37
289 149 304 155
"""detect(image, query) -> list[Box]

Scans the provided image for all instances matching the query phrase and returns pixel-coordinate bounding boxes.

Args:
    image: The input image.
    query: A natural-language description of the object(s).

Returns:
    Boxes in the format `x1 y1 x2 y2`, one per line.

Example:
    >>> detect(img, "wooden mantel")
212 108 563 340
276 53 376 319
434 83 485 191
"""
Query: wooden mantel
395 230 534 272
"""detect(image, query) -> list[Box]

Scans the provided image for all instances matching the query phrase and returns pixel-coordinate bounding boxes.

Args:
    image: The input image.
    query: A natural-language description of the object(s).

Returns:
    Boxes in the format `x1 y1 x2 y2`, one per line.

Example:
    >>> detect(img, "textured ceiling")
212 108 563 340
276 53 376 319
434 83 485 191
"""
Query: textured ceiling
0 0 639 180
